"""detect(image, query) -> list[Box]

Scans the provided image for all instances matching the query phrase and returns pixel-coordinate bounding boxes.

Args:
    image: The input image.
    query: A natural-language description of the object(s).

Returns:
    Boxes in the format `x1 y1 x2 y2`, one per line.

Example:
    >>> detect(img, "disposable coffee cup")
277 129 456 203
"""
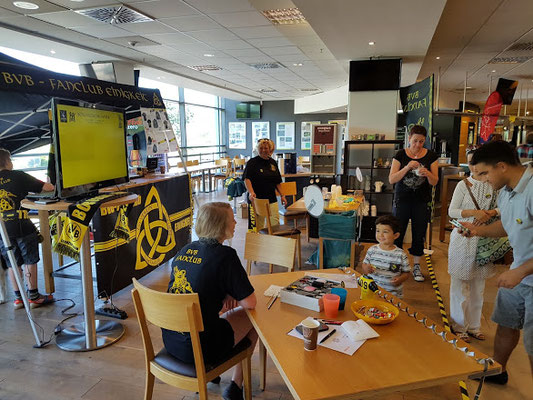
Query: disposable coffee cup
301 317 320 351
413 168 421 176
160 165 166 174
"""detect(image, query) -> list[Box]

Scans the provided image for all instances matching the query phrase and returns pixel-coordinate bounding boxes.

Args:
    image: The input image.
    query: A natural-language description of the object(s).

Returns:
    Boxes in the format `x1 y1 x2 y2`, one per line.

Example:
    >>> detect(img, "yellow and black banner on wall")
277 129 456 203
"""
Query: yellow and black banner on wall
93 175 192 296
400 75 433 141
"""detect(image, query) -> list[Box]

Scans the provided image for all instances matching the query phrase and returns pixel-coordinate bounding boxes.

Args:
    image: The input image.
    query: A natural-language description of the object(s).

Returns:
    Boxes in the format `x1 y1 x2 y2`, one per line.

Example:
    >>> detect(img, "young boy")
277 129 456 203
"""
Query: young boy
0 148 55 309
362 215 411 297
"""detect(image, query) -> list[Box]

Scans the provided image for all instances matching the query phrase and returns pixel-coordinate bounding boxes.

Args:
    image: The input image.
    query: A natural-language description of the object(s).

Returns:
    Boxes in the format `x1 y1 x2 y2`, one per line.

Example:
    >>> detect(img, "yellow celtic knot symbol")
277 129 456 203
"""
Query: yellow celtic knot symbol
169 269 193 294
0 189 15 211
135 186 176 270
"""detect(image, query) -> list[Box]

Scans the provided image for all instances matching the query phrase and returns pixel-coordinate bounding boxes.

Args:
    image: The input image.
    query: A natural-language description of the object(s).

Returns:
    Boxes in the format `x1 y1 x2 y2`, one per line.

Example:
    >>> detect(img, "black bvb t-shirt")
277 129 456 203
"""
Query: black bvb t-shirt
162 238 254 363
243 156 282 203
393 149 438 202
0 170 44 237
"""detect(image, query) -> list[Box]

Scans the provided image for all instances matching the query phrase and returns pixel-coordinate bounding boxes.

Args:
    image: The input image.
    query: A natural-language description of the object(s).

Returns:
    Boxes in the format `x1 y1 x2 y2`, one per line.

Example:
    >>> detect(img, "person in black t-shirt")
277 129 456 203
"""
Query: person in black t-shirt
389 126 439 282
0 149 55 309
164 202 257 400
243 139 287 231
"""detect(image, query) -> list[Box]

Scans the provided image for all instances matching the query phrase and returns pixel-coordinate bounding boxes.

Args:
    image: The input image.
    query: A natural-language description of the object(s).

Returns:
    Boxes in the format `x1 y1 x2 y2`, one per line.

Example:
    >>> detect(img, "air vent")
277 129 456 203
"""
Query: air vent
259 88 277 93
248 62 283 70
76 5 153 24
187 65 222 72
507 42 533 52
262 8 306 25
489 56 531 64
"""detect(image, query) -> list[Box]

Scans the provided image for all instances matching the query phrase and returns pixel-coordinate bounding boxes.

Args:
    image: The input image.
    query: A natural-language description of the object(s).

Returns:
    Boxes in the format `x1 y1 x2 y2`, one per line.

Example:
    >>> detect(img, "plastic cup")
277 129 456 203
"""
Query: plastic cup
331 288 347 310
301 317 320 351
323 294 340 318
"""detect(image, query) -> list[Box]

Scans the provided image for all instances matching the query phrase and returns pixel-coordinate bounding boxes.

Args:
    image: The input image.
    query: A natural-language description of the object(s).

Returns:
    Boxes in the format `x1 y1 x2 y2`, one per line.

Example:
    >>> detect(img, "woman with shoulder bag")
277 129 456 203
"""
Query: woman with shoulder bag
447 150 508 342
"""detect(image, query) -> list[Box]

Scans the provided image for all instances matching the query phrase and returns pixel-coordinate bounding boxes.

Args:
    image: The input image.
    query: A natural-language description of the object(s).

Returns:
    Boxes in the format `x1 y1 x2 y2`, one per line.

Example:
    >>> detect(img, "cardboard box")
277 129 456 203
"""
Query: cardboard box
238 203 248 219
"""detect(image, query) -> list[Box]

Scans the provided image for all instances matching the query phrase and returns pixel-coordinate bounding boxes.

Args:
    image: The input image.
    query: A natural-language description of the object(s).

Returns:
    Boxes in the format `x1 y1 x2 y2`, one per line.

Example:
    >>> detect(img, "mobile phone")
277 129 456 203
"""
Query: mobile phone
450 219 470 233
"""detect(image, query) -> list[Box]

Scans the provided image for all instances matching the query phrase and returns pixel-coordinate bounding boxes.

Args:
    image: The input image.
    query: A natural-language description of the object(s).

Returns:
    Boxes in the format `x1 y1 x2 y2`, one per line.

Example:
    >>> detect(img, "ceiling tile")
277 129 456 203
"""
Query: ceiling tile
224 48 265 57
261 46 303 56
126 0 199 19
120 21 178 35
0 16 65 35
1 0 66 14
235 55 275 63
187 29 239 42
231 26 283 39
209 11 270 28
144 32 198 45
272 54 310 62
71 24 133 38
183 0 255 14
247 37 294 47
105 36 161 47
31 10 106 27
0 6 21 17
209 40 253 50
160 15 220 32
47 0 119 9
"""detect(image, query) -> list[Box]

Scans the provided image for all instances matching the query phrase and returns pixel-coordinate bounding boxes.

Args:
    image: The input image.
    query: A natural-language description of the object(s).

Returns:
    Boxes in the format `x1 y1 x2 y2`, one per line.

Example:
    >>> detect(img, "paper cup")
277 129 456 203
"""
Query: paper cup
301 317 320 351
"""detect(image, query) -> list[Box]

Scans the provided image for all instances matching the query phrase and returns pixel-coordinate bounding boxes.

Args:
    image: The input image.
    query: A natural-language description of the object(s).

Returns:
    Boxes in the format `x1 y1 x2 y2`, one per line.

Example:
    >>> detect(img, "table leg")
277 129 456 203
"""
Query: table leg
56 232 124 351
201 171 207 192
38 210 54 294
259 340 267 391
208 169 213 192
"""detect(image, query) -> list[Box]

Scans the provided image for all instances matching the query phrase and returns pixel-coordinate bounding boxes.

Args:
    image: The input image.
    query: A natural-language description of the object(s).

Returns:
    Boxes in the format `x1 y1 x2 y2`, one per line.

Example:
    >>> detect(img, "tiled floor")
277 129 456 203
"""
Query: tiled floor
0 189 531 399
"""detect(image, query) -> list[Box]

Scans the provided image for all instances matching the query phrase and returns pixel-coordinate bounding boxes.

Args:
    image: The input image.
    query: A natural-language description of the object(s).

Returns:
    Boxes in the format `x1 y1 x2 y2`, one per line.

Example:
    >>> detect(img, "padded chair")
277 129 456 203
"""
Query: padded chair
233 158 246 177
278 181 308 240
244 231 296 275
213 159 231 189
252 198 301 270
131 278 253 400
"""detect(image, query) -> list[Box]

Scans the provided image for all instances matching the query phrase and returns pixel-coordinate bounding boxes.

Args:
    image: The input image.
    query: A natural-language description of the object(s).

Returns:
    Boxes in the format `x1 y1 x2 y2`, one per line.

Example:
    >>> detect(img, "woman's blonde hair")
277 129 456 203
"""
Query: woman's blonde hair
255 138 275 154
195 202 232 240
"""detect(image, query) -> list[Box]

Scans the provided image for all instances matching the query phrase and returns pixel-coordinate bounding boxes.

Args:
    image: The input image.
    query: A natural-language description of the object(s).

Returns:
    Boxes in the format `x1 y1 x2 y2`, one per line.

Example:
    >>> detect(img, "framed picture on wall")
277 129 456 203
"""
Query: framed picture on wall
276 122 295 150
301 121 320 150
228 122 246 149
251 121 269 144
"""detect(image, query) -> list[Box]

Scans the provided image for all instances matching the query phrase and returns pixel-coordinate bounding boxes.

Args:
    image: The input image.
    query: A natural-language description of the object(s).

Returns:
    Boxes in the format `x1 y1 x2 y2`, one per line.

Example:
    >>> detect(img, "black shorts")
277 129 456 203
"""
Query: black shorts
0 231 40 267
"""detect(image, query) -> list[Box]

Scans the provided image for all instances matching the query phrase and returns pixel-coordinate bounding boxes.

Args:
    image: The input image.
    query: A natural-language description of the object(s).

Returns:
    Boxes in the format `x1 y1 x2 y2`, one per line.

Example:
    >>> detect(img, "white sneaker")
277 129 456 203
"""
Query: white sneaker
412 264 425 282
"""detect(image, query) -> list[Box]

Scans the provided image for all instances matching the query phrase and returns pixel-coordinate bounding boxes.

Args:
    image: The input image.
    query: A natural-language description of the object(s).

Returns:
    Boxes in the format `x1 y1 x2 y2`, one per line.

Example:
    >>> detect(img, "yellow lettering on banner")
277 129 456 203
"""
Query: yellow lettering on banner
72 209 86 220
77 203 91 212
0 73 34 86
2 72 13 84
174 216 191 232
134 196 142 207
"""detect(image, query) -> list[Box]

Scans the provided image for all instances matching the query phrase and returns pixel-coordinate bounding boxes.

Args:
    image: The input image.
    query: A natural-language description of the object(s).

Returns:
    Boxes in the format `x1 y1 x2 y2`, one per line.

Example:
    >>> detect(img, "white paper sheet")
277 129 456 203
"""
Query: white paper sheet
264 285 284 297
341 320 379 342
288 325 365 356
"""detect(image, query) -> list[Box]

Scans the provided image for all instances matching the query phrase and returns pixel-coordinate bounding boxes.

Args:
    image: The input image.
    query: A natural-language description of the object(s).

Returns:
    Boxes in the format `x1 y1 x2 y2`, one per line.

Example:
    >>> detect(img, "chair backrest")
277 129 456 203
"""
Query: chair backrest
178 161 185 168
278 181 297 202
244 232 296 273
186 160 195 166
234 159 246 167
252 198 273 233
192 159 200 165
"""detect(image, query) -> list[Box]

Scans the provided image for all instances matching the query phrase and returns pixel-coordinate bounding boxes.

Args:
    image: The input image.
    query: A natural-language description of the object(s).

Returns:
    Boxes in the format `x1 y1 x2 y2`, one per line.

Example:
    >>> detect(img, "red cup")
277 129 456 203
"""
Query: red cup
323 294 340 319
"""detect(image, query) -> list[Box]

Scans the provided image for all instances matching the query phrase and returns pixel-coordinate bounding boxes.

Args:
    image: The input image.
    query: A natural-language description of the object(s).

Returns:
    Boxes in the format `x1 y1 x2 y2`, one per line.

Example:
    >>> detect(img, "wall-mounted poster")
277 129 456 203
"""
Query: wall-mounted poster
141 107 171 155
276 122 295 150
228 122 246 149
301 121 320 150
251 121 269 144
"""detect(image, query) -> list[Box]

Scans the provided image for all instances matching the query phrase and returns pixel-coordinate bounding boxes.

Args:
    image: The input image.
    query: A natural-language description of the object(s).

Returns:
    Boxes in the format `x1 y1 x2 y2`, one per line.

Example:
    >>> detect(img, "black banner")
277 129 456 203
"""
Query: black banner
400 75 433 139
93 175 192 296
0 53 164 109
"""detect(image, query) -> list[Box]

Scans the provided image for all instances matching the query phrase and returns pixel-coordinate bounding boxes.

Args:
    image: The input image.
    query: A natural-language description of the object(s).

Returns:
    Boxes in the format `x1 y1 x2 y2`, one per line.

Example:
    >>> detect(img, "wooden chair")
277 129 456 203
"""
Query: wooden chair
131 278 253 400
244 231 296 274
233 158 246 177
214 159 231 189
179 161 202 192
278 181 308 240
252 198 301 269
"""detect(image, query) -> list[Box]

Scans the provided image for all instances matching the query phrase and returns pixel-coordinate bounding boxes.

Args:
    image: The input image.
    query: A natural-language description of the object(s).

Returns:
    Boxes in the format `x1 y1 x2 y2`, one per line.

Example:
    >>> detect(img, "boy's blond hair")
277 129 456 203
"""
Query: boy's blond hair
195 202 232 241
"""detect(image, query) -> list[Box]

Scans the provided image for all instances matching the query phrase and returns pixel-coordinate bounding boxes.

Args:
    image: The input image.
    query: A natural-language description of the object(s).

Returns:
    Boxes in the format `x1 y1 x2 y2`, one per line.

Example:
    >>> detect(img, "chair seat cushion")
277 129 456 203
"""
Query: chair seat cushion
259 226 300 236
153 337 252 377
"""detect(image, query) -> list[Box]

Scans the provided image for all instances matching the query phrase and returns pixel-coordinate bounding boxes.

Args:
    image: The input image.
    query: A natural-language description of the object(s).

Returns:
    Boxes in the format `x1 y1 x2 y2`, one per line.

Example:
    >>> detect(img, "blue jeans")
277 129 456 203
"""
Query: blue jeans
393 196 430 257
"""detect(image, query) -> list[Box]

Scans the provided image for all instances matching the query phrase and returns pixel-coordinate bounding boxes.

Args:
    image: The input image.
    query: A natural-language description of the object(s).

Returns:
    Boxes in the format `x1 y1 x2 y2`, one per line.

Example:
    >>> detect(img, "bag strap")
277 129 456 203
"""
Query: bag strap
464 178 481 210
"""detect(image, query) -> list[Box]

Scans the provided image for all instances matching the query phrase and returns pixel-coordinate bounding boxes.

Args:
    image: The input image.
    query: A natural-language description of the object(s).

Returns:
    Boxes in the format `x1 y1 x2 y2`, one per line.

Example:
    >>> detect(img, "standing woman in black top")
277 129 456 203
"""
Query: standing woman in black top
243 139 287 231
389 125 439 282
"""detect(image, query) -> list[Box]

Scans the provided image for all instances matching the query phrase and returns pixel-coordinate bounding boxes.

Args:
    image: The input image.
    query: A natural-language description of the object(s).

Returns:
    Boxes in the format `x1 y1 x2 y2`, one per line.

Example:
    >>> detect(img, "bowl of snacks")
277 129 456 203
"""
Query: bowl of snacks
351 299 399 325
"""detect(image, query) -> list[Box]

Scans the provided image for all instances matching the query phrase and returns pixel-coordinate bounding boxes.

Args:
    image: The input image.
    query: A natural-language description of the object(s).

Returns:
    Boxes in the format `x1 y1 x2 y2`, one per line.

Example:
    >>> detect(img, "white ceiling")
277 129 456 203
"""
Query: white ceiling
0 0 532 112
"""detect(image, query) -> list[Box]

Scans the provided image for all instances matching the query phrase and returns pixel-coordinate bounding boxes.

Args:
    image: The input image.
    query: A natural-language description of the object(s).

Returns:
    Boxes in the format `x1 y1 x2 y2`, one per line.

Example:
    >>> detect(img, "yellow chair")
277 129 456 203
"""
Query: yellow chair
214 159 231 189
252 198 301 270
278 181 308 240
233 158 246 177
244 231 296 275
131 278 254 400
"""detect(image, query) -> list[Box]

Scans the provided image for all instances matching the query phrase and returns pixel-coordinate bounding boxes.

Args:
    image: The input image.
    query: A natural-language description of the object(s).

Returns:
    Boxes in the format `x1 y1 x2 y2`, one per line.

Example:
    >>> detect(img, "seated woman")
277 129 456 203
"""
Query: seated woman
162 202 258 400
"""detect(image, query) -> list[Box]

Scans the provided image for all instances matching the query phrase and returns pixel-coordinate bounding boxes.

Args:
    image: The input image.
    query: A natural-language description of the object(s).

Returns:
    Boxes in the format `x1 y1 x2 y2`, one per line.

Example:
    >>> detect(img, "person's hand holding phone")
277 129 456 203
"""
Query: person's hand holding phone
456 221 478 237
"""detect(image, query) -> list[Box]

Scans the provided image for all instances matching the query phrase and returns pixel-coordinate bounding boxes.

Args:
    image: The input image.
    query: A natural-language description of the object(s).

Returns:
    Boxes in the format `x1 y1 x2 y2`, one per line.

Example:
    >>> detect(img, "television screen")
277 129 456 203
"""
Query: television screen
53 99 128 198
236 102 261 119
349 59 402 92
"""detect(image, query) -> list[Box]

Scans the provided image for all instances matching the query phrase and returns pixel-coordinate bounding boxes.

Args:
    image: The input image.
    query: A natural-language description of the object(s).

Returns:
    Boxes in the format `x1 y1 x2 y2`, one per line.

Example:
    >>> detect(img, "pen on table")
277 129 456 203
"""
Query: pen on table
267 295 278 309
319 329 336 344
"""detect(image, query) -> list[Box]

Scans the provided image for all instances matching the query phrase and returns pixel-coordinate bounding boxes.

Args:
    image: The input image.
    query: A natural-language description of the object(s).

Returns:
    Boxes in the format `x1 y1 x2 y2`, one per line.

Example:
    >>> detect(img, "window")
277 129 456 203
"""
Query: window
138 77 179 101
185 104 220 147
11 144 51 181
184 88 219 107
164 100 182 145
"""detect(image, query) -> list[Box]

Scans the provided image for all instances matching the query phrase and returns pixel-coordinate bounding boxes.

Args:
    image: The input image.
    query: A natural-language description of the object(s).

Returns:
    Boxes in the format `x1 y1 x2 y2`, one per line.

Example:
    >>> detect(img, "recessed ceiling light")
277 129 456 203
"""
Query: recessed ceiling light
368 41 375 46
50 50 56 54
293 63 303 67
203 53 214 57
13 1 39 9
435 56 440 60
491 70 496 73
527 111 530 115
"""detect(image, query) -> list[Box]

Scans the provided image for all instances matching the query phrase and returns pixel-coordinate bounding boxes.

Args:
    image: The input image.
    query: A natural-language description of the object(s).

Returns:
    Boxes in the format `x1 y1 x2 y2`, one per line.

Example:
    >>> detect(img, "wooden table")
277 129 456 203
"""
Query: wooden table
22 194 137 352
246 271 500 400
178 162 219 192
439 174 463 242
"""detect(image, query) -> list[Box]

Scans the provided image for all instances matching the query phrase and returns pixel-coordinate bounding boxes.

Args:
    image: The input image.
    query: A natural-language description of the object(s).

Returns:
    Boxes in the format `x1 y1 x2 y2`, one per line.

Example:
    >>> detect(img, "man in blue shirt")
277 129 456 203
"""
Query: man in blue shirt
460 141 533 385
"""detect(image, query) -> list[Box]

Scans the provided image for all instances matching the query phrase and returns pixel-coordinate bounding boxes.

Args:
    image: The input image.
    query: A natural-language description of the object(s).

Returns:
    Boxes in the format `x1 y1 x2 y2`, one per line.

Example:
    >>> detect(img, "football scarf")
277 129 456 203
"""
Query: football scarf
109 204 133 242
54 192 129 260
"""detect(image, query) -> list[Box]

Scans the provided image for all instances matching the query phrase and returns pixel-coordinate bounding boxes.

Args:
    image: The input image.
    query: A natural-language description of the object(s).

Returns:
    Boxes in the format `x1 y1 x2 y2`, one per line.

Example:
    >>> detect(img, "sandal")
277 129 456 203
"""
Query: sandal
454 331 471 343
468 331 486 340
